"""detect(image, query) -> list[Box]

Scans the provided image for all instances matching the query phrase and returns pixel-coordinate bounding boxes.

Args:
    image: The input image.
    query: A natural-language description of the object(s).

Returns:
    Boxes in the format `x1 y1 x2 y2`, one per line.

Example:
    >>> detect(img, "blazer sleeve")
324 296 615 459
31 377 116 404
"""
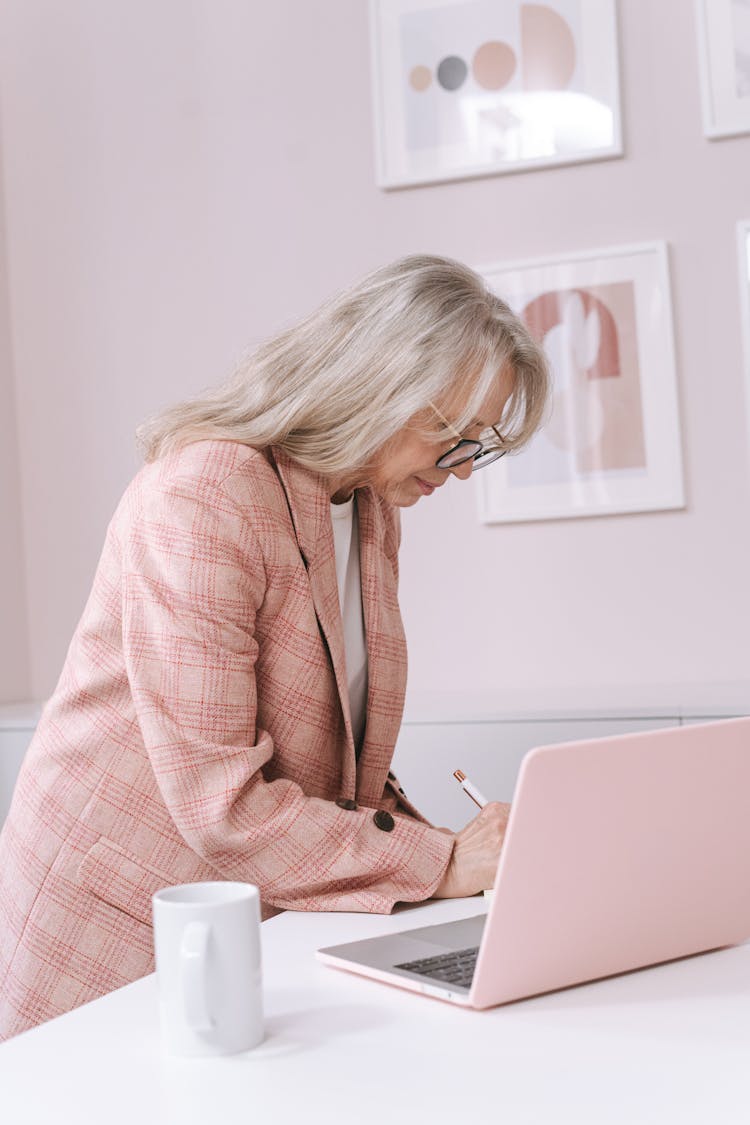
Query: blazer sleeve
120 467 454 914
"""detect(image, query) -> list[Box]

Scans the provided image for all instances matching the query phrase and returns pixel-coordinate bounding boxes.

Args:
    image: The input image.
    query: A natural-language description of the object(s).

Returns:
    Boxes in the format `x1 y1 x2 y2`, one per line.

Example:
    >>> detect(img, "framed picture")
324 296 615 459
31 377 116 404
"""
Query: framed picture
695 0 750 138
369 0 623 189
477 242 684 524
738 220 750 440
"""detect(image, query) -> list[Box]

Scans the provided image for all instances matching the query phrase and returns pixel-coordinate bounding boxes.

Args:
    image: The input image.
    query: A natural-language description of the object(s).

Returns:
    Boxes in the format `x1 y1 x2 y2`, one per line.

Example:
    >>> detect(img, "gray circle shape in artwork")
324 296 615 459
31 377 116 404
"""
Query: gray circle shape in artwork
436 55 468 91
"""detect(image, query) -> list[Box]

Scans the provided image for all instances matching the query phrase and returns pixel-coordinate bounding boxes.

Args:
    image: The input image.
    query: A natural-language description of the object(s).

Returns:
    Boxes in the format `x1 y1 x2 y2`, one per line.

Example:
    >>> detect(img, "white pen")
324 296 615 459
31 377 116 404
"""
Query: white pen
453 769 488 810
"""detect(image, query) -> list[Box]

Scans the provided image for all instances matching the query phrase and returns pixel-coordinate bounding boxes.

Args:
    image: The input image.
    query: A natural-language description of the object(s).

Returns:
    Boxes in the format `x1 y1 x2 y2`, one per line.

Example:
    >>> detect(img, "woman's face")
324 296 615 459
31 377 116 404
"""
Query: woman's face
363 369 514 508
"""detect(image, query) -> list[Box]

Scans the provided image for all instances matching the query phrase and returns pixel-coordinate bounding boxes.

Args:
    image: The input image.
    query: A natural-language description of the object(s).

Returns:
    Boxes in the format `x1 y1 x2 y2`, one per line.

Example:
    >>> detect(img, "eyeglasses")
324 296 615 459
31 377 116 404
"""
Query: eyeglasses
430 403 508 472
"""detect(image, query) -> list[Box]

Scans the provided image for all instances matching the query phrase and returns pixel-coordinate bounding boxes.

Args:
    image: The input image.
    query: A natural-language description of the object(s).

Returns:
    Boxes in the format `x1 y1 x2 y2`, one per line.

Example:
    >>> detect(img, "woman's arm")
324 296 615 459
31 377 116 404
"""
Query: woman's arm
120 463 453 914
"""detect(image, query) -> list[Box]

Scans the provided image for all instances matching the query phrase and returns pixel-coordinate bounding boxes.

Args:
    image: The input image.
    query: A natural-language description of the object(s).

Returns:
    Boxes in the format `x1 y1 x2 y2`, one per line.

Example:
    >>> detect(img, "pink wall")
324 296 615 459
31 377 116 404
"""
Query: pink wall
0 114 29 702
0 0 749 708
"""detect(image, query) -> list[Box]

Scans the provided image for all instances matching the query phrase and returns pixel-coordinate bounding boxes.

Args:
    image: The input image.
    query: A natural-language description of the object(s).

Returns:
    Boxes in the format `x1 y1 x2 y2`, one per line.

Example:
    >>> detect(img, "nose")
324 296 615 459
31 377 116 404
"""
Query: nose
450 459 474 482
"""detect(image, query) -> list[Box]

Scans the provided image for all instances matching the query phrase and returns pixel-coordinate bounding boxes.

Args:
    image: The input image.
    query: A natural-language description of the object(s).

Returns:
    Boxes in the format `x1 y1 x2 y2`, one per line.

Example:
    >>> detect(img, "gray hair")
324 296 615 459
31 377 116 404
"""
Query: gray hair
137 254 549 477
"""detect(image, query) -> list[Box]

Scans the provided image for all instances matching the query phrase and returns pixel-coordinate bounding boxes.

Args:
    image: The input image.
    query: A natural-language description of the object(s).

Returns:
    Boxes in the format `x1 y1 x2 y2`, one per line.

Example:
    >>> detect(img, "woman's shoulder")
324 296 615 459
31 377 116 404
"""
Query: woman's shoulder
155 439 272 484
117 441 290 529
139 440 280 497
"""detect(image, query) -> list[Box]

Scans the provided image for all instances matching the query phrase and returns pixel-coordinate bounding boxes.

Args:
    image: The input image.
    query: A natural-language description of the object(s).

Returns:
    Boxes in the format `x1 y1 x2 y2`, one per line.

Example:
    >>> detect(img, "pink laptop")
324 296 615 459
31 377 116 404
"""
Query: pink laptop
317 717 750 1008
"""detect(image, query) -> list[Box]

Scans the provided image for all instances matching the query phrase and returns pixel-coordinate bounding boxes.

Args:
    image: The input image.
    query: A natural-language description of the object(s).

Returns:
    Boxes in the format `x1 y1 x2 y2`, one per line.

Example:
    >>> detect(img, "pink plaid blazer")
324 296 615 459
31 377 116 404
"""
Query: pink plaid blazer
0 441 453 1038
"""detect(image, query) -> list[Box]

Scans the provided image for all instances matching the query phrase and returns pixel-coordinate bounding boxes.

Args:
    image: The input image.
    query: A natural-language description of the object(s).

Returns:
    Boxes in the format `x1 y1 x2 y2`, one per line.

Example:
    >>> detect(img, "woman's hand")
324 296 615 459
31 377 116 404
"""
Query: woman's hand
433 802 511 899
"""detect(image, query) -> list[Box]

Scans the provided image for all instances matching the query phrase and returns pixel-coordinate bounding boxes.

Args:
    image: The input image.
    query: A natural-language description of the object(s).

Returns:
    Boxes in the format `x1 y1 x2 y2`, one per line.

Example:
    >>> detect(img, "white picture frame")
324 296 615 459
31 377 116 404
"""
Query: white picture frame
369 0 623 189
695 0 750 138
477 242 685 525
738 220 750 448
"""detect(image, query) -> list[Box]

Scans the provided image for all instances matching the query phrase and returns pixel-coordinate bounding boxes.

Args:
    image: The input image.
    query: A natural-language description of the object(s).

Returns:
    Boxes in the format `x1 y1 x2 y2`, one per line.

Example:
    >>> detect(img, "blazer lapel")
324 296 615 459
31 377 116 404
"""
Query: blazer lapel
270 448 358 797
270 448 407 809
355 489 408 808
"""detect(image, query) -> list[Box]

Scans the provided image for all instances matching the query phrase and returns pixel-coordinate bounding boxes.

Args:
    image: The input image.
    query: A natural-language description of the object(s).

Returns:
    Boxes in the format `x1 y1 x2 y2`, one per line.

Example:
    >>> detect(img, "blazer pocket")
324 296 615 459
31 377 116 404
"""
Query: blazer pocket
78 837 175 927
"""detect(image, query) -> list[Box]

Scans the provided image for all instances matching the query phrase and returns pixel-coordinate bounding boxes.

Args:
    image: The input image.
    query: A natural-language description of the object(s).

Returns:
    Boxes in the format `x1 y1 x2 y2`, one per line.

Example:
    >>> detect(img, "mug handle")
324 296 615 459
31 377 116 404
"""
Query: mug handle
180 921 214 1033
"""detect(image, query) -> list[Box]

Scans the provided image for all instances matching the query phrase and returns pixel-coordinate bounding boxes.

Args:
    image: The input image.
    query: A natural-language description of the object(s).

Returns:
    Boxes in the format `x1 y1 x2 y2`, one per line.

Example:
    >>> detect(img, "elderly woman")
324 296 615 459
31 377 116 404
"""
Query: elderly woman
0 255 548 1038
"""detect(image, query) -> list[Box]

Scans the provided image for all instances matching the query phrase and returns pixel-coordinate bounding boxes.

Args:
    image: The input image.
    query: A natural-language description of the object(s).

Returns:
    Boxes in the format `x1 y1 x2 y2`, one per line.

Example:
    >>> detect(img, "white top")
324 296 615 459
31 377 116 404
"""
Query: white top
330 496 368 752
1 897 748 1125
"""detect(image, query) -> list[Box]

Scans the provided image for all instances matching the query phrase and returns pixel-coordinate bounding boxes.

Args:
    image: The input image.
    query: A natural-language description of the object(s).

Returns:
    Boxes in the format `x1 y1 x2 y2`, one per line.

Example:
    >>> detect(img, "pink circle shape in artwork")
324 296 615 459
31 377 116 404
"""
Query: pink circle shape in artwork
472 40 517 91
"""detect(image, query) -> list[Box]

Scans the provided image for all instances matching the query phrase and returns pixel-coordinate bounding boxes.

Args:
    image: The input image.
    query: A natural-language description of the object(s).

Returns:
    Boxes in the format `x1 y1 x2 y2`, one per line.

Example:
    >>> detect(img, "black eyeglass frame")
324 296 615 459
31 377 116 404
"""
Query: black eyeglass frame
435 424 508 472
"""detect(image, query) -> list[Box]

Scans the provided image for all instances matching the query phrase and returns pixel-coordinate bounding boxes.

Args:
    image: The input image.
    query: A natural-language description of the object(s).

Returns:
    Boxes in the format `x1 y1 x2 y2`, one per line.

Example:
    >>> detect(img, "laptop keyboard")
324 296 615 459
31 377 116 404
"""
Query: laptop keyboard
395 946 479 988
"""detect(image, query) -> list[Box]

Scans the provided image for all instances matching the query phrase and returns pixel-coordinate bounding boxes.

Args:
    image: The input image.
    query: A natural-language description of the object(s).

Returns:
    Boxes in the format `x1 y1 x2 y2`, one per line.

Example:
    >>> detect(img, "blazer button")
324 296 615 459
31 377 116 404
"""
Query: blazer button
336 798 358 811
373 810 395 832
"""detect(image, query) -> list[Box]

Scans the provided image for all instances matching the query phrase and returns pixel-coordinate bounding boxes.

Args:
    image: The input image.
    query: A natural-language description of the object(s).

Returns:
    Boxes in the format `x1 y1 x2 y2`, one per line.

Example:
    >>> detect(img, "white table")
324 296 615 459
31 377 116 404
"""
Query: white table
1 897 749 1125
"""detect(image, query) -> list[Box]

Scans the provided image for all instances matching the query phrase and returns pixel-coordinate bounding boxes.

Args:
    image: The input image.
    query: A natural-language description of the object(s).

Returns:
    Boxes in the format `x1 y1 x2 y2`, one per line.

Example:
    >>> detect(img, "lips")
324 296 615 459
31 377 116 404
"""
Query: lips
415 477 437 496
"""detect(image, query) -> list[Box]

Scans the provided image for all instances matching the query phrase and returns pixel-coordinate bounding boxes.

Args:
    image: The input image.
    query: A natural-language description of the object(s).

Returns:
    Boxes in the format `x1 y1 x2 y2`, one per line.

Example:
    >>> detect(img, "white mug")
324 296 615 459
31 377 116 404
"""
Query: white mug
152 881 264 1056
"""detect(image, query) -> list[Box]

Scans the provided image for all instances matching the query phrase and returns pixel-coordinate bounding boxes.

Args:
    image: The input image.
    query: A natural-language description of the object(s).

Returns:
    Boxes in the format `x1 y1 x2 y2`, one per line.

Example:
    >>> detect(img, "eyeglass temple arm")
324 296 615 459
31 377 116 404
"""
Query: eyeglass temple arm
426 400 462 441
429 401 505 446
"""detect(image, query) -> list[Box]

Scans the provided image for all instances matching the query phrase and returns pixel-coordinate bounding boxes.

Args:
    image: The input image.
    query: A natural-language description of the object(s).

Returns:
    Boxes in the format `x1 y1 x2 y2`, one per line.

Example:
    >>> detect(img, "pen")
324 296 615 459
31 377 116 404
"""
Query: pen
453 769 488 810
